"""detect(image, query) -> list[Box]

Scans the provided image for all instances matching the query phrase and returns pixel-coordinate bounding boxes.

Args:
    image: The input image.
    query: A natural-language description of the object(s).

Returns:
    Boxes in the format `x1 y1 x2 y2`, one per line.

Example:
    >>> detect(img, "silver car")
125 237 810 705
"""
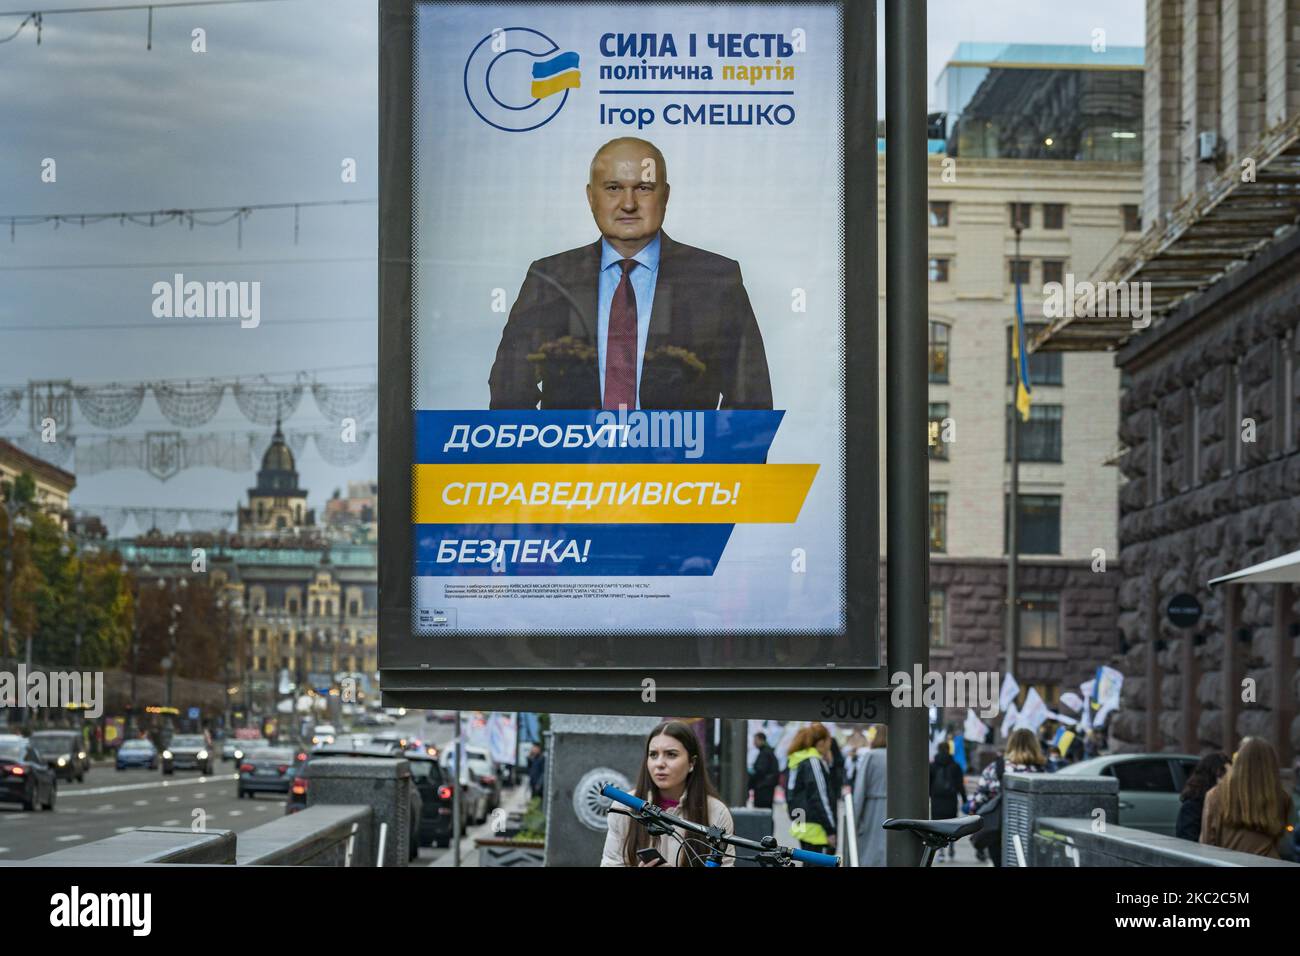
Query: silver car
1054 753 1199 836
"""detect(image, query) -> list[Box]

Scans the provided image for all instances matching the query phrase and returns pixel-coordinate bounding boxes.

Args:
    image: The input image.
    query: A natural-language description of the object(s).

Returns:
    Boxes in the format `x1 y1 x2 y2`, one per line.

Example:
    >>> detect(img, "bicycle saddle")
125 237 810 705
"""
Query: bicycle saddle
881 815 983 847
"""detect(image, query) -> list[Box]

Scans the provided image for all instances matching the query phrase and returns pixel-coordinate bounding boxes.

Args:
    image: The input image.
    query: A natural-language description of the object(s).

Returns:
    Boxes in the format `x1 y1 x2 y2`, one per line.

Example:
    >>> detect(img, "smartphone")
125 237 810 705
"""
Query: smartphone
636 846 668 866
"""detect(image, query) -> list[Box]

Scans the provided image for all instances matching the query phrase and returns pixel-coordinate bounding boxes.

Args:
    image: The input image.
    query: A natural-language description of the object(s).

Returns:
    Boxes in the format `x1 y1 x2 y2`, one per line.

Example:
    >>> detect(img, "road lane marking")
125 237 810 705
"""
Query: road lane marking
55 834 85 842
166 796 180 802
227 810 243 817
132 800 149 806
60 774 237 798
114 826 134 833
161 819 180 826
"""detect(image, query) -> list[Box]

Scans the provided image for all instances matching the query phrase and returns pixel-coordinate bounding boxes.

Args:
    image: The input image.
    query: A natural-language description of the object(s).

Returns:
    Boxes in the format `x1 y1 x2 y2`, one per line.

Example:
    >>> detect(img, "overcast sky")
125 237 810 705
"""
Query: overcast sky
0 0 1143 529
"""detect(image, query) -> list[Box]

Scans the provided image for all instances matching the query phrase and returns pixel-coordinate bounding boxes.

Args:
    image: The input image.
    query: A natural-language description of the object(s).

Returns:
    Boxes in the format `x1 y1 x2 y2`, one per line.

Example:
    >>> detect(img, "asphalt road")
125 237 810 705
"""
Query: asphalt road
0 713 512 865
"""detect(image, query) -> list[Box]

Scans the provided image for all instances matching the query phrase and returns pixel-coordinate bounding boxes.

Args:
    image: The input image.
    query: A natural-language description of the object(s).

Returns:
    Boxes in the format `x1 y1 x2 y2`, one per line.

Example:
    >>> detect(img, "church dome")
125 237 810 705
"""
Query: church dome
261 425 295 473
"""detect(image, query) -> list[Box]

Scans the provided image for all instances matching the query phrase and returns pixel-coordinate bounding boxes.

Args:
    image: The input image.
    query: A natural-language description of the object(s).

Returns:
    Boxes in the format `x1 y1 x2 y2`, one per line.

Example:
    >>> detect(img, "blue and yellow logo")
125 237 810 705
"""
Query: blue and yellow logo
464 27 580 132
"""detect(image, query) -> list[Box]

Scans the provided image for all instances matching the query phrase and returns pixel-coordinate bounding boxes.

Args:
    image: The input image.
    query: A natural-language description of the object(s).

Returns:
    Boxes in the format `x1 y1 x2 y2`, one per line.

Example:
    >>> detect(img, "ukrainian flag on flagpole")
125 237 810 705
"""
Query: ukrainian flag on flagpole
1011 268 1032 421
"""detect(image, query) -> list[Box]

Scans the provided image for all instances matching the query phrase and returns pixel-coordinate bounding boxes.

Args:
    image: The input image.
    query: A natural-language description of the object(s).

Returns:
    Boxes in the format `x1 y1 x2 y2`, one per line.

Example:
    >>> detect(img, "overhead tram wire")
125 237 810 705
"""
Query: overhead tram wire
0 0 299 19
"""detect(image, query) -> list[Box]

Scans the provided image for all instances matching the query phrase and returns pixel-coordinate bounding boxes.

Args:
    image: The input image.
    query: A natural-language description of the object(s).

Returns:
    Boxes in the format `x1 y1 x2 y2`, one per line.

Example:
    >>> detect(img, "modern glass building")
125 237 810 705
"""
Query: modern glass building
935 42 1144 162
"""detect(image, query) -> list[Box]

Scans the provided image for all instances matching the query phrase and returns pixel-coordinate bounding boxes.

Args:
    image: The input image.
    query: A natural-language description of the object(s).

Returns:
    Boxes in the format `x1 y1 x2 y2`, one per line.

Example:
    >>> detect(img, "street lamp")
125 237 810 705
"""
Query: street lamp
3 495 32 672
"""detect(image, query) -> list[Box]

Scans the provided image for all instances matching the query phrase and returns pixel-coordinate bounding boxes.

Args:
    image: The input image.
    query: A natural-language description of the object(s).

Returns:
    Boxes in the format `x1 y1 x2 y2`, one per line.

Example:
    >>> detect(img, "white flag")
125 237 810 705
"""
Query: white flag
1015 688 1049 732
964 708 990 743
1000 703 1020 738
999 673 1021 712
1059 692 1084 713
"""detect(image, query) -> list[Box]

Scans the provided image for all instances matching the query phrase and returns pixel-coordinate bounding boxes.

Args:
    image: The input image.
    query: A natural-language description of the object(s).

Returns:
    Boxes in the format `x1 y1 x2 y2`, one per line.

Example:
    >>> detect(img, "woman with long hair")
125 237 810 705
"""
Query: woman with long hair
851 724 888 865
1200 737 1294 858
966 728 1045 866
785 722 838 857
1175 752 1229 842
600 720 734 867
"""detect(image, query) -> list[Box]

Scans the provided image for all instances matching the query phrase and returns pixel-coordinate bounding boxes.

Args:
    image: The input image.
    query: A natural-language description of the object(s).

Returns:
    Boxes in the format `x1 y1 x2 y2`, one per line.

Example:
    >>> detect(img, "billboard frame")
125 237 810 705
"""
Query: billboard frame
378 0 884 719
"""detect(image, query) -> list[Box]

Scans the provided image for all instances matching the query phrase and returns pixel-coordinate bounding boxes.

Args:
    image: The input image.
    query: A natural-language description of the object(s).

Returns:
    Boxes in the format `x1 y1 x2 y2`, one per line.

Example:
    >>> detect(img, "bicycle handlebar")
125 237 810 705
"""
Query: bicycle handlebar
601 784 839 867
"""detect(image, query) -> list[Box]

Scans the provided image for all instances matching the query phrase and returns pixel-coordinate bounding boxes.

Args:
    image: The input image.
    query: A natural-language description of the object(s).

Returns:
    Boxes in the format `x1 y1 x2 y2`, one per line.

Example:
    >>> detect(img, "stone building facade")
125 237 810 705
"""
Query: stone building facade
1111 231 1300 760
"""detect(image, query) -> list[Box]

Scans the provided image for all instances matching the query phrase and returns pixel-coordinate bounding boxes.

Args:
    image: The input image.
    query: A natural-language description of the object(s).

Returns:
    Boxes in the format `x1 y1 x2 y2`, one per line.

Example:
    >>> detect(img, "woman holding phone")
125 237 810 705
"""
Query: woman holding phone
600 720 735 866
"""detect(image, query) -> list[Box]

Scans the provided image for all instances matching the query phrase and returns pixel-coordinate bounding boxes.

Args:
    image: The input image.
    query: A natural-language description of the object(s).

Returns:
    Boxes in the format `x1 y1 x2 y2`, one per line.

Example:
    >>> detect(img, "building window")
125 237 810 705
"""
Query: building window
929 492 948 552
1019 591 1061 649
1009 259 1031 285
1006 404 1063 462
349 600 359 617
1042 203 1065 230
1150 411 1162 504
1041 259 1065 287
1232 359 1244 472
928 321 950 383
928 201 951 227
257 628 266 645
1006 325 1063 386
1009 202 1032 230
1004 494 1061 554
313 599 321 617
928 258 950 283
1275 335 1293 456
1017 682 1061 710
288 598 298 614
929 590 948 648
1185 389 1199 491
1122 204 1141 233
1287 335 1297 453
928 403 950 460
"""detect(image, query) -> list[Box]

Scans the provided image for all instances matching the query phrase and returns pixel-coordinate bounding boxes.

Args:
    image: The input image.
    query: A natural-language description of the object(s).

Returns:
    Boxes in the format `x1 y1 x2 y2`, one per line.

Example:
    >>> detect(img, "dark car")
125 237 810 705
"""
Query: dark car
0 738 57 811
285 744 422 861
162 734 213 775
116 738 159 771
406 750 473 849
238 747 297 798
30 730 90 783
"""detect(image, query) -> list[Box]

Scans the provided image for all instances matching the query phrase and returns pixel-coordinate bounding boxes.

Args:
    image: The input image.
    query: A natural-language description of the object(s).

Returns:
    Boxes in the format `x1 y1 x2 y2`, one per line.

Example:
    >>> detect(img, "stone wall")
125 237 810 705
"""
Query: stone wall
1114 243 1300 757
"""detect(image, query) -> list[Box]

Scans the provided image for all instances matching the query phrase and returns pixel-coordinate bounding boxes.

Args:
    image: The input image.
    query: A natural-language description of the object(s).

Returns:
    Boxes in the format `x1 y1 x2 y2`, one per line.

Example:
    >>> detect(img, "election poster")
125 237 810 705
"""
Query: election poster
385 0 876 674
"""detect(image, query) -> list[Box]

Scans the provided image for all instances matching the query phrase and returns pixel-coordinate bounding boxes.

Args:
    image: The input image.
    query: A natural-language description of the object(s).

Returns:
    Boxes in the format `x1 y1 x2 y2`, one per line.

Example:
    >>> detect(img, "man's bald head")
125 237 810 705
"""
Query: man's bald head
586 138 671 256
588 137 668 187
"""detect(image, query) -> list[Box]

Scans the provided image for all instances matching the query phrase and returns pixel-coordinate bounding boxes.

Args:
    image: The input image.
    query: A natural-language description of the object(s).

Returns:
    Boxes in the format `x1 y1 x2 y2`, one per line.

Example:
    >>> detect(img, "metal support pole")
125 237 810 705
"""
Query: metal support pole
452 710 464 867
885 0 928 867
1006 225 1023 708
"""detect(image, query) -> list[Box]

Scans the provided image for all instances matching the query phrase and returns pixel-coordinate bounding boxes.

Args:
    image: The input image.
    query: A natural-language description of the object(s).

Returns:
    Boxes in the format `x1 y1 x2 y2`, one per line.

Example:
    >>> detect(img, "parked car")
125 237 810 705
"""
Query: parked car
1055 753 1199 836
161 734 213 775
0 738 57 811
30 730 90 782
116 738 159 771
237 747 298 798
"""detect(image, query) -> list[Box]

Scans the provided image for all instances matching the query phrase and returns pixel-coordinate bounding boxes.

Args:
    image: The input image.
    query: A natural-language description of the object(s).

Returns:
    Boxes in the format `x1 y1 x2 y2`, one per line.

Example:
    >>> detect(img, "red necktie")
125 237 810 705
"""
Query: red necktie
604 258 638 410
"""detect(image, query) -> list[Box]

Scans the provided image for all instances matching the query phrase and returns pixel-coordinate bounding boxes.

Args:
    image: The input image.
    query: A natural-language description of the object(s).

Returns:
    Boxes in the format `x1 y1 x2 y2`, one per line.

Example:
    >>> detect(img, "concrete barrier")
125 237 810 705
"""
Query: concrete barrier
1034 817 1299 867
13 826 236 866
305 757 412 866
1001 771 1118 866
235 805 374 866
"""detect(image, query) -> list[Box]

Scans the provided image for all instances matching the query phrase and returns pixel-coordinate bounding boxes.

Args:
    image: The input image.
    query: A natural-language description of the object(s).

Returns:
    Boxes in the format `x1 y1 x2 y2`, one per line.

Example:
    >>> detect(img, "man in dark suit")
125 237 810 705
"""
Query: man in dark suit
488 137 772 410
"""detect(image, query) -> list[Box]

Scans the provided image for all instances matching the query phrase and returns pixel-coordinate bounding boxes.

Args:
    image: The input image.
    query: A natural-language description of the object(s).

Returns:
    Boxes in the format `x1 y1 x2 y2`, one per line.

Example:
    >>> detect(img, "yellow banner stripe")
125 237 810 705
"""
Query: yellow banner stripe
413 463 818 524
531 72 581 99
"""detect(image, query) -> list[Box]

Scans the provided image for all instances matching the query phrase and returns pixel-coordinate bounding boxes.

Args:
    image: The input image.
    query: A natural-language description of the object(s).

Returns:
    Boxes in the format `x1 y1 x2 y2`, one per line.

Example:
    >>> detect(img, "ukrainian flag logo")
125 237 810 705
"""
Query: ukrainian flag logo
464 27 580 132
530 51 582 100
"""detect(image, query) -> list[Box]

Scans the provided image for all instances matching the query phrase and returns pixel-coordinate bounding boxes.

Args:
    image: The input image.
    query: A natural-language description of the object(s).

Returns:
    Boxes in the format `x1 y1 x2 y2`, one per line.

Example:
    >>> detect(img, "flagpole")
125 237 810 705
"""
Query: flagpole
1005 220 1024 728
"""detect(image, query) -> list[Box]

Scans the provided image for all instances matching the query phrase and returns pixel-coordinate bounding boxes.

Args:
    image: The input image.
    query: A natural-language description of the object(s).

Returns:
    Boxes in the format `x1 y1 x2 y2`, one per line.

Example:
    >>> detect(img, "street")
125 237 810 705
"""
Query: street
0 714 515 865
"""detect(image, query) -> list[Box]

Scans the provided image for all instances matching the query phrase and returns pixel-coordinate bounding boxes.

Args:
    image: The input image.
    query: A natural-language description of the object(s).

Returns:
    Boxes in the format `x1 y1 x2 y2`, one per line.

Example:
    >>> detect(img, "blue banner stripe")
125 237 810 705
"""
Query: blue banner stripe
531 51 580 79
415 410 782 464
414 523 733 576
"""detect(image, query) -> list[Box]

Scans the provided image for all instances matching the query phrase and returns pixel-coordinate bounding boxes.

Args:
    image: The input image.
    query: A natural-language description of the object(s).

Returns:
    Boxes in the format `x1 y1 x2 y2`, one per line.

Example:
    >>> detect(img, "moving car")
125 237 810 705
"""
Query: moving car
116 738 159 771
407 750 480 847
309 724 337 747
30 730 90 782
237 747 298 798
162 734 213 775
227 738 270 763
441 745 502 815
1055 753 1199 836
0 738 57 810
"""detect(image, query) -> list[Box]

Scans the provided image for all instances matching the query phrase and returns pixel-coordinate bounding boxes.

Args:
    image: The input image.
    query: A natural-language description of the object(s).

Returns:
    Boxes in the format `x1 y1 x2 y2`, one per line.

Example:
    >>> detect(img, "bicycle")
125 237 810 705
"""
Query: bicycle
881 814 984 867
602 785 840 867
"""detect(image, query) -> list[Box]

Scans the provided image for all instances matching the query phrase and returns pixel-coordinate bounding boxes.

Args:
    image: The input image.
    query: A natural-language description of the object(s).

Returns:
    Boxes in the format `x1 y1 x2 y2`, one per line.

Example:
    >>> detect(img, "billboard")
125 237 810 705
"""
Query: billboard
380 0 879 713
